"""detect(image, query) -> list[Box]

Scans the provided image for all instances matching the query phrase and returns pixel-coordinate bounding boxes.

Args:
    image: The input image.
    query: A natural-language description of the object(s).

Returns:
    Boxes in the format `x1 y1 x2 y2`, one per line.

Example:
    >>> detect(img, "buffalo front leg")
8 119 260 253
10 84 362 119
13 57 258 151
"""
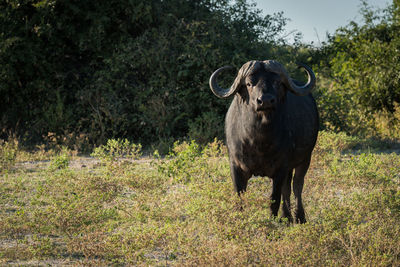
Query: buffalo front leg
270 169 288 218
281 169 294 223
293 157 311 223
230 162 251 196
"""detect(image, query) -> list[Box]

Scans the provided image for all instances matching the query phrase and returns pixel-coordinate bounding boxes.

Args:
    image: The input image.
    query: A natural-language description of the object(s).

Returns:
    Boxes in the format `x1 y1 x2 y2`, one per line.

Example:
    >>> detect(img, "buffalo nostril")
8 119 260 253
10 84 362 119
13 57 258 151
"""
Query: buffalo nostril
270 97 276 104
257 98 263 105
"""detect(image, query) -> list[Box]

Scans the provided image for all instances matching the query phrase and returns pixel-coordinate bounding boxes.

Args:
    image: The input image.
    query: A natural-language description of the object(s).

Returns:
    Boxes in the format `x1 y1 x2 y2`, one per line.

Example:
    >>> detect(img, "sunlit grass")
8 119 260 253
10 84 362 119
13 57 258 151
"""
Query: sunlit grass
1 133 399 265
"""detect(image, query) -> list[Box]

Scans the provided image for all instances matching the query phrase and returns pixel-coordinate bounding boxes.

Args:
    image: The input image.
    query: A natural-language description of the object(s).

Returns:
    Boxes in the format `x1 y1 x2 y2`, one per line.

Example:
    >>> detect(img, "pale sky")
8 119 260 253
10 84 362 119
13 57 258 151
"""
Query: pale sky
255 0 391 44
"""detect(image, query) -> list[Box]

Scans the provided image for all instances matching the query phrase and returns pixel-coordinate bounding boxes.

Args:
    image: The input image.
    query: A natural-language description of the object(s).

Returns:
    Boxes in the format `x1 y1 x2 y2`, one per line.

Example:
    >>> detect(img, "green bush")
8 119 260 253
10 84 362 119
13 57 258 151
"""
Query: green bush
187 112 225 144
48 147 71 171
372 102 400 140
315 131 361 154
91 138 142 175
155 139 227 184
314 1 400 140
0 139 18 172
92 139 142 161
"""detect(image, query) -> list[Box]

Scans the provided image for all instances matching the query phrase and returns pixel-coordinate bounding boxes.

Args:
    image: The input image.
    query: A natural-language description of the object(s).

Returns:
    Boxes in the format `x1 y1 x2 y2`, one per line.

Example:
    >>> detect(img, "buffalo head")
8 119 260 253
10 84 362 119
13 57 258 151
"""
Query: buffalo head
209 60 316 115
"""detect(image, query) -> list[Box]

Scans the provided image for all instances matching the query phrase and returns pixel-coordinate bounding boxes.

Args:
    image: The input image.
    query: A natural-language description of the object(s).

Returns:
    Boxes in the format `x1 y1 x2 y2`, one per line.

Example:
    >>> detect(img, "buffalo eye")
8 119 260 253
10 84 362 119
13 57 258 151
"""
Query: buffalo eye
246 82 251 87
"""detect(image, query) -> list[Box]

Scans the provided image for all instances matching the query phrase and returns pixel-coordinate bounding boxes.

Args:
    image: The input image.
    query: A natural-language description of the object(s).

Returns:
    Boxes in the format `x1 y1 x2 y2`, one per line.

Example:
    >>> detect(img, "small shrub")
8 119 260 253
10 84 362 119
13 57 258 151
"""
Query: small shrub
315 131 399 157
92 139 142 162
373 103 400 140
16 144 59 162
155 139 228 184
187 112 224 144
0 139 18 172
151 137 175 156
156 140 202 183
91 139 142 174
48 147 71 170
202 138 227 158
315 131 361 154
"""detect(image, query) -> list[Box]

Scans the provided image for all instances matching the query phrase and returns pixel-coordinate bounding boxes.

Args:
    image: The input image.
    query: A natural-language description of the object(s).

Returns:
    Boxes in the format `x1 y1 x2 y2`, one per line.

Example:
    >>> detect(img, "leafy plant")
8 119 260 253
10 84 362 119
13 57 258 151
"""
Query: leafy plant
48 147 71 170
315 1 400 139
0 139 18 173
188 112 225 144
315 131 361 154
155 139 227 184
91 138 142 173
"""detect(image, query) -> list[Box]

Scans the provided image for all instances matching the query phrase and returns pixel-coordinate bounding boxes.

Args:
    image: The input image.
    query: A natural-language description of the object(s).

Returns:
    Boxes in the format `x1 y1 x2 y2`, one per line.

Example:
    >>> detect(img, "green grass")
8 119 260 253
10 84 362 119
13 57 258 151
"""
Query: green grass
1 133 399 266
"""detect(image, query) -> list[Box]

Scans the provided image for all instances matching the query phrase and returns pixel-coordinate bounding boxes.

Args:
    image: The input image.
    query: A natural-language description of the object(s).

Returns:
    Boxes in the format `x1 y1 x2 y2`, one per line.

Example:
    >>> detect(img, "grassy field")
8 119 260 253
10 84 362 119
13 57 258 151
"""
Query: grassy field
1 132 400 266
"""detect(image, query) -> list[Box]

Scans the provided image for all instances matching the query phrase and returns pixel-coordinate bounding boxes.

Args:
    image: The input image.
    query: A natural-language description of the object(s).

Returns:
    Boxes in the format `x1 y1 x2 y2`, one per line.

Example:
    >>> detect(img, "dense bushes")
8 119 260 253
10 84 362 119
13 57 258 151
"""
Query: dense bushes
0 0 289 149
314 1 400 139
2 0 400 149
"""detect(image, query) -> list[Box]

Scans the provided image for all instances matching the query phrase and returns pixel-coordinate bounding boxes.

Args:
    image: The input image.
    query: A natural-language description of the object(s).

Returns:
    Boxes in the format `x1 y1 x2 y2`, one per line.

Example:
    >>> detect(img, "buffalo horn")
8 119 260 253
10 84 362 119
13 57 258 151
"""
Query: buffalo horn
209 66 237 98
264 60 316 96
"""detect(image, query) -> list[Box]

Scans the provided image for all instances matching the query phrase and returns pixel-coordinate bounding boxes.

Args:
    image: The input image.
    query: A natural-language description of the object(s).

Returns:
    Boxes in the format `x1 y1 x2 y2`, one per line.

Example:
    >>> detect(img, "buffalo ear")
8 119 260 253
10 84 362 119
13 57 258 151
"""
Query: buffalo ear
230 76 249 104
238 85 249 104
279 81 288 102
231 60 258 103
228 67 248 103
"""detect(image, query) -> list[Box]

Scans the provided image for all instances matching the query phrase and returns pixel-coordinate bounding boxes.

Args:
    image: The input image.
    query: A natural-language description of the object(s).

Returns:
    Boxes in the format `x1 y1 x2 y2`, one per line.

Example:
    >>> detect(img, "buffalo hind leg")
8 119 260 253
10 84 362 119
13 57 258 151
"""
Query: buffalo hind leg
293 157 311 224
281 169 294 223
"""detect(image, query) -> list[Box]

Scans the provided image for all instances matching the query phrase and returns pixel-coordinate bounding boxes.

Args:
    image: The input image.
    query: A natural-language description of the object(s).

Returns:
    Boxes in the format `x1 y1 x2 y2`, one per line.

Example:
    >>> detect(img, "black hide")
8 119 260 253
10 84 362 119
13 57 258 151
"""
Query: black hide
219 61 319 223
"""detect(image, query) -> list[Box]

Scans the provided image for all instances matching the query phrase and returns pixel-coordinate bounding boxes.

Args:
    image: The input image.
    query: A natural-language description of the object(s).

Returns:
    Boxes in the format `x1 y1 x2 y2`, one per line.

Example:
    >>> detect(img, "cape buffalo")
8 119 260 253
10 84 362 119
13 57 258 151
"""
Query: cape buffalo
209 60 318 223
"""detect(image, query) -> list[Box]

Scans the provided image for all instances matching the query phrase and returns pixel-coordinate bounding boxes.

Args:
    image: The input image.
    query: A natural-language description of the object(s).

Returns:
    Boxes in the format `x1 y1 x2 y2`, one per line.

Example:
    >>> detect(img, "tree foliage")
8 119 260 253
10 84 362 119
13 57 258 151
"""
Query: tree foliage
315 0 400 138
0 0 288 148
4 0 400 148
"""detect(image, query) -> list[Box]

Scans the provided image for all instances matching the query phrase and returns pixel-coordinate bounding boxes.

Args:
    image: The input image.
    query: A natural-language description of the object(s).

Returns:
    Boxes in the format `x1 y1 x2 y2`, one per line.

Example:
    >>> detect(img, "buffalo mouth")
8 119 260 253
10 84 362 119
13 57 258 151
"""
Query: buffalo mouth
256 108 275 123
256 106 276 113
